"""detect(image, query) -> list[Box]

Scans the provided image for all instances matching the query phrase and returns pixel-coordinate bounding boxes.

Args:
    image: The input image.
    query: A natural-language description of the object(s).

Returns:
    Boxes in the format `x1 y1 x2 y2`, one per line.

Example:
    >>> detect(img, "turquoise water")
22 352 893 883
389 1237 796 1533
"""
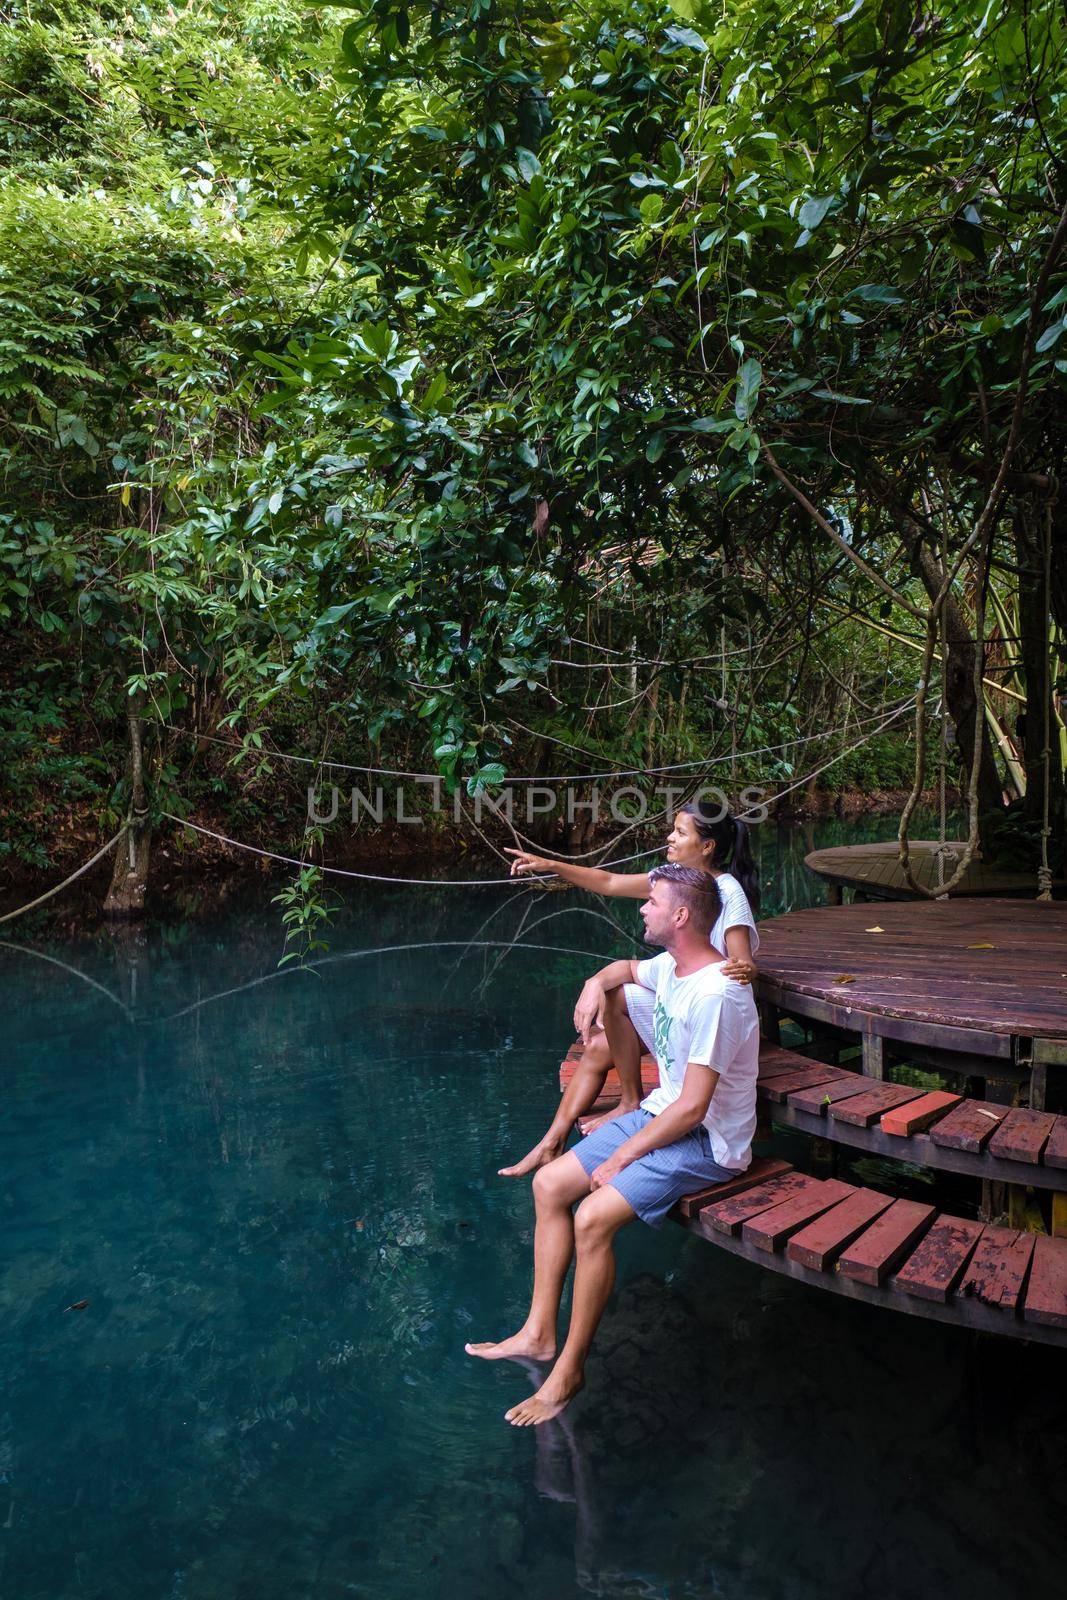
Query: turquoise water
2 819 1065 1599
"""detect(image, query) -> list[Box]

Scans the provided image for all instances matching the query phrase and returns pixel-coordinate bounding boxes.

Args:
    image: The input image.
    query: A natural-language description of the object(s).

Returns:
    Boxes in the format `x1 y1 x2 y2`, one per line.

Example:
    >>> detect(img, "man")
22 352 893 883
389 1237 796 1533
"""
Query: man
466 863 760 1425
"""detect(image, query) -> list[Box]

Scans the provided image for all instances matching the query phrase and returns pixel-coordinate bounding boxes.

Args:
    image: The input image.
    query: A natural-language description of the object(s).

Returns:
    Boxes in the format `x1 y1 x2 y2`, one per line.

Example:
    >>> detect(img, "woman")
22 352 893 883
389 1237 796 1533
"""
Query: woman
499 803 760 1177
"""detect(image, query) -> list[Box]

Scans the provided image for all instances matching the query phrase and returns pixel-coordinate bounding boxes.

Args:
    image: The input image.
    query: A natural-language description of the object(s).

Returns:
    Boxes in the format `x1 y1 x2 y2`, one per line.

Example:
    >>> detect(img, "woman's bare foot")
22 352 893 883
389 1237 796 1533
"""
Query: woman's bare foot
504 1368 584 1427
577 1102 639 1137
464 1327 556 1362
498 1137 564 1178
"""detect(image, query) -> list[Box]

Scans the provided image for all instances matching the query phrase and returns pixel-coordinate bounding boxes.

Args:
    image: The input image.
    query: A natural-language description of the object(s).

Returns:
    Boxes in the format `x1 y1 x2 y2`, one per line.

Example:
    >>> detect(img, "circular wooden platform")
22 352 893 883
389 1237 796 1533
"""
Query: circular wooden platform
756 899 1067 1061
804 840 1057 902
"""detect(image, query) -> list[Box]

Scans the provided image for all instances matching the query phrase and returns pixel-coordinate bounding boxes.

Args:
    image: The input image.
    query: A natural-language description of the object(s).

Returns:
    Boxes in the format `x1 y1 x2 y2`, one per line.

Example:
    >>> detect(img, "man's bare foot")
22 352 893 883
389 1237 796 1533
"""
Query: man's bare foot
498 1137 564 1178
504 1369 584 1427
464 1328 556 1362
577 1102 639 1137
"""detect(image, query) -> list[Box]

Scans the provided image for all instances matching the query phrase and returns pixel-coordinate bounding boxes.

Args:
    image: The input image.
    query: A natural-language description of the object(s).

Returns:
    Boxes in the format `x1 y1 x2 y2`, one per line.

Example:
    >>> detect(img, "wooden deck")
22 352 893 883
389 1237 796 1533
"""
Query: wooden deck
755 898 1067 1066
561 1043 1067 1190
804 840 1061 902
672 1165 1067 1348
557 1049 1067 1345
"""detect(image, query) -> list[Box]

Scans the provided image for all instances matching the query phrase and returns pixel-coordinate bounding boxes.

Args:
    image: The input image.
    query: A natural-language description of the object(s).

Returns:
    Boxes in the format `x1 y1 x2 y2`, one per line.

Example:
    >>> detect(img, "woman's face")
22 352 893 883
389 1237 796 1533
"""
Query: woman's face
665 811 714 870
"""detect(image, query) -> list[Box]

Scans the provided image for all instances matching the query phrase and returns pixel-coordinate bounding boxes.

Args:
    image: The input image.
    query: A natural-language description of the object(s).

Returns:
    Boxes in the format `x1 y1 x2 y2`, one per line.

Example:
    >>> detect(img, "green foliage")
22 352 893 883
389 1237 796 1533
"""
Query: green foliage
1 0 1062 872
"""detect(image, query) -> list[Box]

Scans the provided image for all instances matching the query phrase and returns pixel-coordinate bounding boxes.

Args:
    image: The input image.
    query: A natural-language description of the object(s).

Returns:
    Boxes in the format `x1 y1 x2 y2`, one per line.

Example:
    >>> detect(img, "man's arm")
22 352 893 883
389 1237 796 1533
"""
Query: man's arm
573 958 641 1042
589 1062 719 1187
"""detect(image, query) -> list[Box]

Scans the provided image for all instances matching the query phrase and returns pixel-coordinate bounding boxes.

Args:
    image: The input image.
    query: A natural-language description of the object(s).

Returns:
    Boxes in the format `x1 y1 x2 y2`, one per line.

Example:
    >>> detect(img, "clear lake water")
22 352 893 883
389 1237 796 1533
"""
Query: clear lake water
1 815 1065 1599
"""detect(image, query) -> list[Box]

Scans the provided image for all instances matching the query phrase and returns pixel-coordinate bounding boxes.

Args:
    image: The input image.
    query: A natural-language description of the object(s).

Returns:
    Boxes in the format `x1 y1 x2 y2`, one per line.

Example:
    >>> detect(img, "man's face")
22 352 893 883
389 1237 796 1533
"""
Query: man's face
640 881 680 947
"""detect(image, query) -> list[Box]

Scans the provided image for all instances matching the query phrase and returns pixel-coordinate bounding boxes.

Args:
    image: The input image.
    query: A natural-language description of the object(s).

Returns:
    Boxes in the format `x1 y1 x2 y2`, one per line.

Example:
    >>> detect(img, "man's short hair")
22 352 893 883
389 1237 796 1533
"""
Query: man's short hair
648 862 721 937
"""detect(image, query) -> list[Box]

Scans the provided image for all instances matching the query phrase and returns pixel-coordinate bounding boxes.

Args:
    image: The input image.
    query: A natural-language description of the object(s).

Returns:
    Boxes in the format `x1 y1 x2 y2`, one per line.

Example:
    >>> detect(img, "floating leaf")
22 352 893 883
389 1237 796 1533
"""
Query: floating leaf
65 1300 89 1312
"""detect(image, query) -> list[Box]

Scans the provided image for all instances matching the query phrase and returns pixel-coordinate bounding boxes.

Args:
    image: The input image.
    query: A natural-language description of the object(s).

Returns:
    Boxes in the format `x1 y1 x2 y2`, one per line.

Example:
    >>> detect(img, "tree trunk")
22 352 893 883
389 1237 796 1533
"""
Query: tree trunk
909 538 1004 816
1013 504 1065 830
104 691 151 919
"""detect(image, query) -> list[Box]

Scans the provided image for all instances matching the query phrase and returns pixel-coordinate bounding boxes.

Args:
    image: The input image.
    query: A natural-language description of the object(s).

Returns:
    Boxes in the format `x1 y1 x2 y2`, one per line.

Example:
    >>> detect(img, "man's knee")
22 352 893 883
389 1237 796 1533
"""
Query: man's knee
574 1189 627 1245
533 1160 582 1207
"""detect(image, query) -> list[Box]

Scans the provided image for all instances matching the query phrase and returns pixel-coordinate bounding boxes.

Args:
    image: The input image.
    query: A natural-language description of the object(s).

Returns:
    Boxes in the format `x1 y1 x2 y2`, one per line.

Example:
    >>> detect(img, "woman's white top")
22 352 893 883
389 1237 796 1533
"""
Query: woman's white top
710 871 759 957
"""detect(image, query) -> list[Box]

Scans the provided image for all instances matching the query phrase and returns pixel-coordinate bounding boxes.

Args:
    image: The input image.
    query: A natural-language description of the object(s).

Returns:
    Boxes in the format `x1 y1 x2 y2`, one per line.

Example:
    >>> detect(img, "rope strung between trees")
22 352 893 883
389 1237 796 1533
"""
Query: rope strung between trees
0 698 917 916
163 701 905 784
159 698 916 886
0 824 128 926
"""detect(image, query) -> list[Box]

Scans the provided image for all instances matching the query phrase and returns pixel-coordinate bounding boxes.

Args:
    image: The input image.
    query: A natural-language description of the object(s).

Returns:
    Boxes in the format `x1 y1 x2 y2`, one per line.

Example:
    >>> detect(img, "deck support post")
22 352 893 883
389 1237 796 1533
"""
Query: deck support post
757 1000 780 1047
862 1031 885 1080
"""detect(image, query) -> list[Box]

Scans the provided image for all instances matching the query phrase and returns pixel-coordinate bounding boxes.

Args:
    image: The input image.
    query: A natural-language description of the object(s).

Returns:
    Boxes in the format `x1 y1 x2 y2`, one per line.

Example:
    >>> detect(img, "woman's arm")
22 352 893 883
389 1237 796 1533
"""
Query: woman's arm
505 849 650 899
720 925 757 985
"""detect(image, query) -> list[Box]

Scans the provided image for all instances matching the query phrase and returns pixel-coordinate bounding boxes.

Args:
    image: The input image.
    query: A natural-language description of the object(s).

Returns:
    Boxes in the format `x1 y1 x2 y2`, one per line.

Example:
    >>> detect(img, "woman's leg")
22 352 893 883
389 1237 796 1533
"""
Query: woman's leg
499 1030 615 1178
577 984 645 1136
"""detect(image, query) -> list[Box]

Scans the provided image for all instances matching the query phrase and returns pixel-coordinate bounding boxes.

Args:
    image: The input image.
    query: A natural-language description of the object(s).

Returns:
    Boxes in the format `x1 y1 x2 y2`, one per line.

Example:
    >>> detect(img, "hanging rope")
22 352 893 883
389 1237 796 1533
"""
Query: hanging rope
0 824 128 926
157 698 916 887
1037 496 1055 901
163 700 906 785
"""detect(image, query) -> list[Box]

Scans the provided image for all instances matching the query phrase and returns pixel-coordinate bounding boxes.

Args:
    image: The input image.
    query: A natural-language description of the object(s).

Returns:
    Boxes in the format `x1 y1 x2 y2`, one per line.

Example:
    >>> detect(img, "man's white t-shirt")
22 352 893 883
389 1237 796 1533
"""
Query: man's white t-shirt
710 871 759 958
634 951 760 1170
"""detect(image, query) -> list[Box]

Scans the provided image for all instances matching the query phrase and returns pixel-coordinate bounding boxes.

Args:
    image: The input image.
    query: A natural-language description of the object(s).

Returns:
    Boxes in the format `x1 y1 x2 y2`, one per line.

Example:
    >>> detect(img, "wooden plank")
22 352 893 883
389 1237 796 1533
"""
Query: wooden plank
837 1198 936 1286
959 1226 1036 1311
700 1172 816 1237
986 1107 1057 1165
742 1180 855 1253
893 1215 984 1303
929 1100 1009 1152
1043 1116 1067 1170
787 1075 873 1115
673 1204 1067 1349
1023 1234 1067 1329
759 1065 847 1103
880 1090 962 1137
757 1045 823 1080
786 1189 895 1271
829 1082 926 1128
672 1158 793 1220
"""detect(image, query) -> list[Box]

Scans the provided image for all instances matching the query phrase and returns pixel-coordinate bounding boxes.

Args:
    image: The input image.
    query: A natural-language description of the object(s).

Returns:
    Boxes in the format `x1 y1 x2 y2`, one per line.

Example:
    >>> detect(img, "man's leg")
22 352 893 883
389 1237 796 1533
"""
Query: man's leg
580 984 645 1136
504 1184 635 1426
499 1031 615 1178
465 1152 591 1362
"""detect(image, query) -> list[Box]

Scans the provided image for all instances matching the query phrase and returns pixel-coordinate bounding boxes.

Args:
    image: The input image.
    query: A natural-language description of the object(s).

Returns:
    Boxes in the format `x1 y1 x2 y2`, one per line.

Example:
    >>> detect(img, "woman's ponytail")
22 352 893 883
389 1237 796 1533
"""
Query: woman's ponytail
681 800 761 911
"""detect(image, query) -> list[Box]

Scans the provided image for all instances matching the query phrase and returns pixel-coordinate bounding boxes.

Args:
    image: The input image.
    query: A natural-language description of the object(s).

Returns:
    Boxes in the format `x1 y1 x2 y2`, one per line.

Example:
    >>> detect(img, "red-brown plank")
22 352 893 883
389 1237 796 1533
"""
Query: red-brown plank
959 1226 1036 1312
880 1090 962 1137
700 1172 816 1237
1023 1234 1067 1329
829 1082 926 1128
986 1107 1057 1165
837 1198 936 1286
757 1046 825 1080
929 1100 1008 1152
759 1066 848 1103
893 1215 984 1303
786 1076 873 1115
742 1179 855 1253
786 1189 896 1271
1043 1116 1067 1170
673 1158 793 1219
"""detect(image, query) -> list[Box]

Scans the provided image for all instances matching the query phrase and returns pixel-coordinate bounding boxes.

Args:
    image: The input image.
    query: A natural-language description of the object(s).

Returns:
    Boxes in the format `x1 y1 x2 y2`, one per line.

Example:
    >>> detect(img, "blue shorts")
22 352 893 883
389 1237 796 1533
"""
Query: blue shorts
572 1109 738 1228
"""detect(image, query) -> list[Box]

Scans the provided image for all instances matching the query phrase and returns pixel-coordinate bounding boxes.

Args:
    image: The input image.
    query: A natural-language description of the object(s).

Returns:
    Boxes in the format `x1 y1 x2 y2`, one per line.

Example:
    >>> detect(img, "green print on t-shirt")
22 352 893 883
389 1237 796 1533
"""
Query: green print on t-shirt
652 995 673 1070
